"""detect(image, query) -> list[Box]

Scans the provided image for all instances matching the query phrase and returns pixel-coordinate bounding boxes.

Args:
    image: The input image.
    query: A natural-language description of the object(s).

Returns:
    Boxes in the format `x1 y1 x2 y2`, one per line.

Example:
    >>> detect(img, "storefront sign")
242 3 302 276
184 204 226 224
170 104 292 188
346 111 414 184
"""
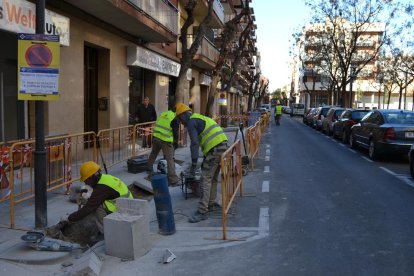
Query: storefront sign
0 0 70 46
127 46 180 77
18 33 60 100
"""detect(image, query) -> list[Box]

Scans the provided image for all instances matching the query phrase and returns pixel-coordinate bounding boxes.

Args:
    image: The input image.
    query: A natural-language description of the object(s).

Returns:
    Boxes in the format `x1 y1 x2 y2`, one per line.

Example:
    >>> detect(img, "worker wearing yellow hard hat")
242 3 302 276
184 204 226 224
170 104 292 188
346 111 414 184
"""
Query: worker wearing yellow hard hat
55 161 132 244
175 103 228 223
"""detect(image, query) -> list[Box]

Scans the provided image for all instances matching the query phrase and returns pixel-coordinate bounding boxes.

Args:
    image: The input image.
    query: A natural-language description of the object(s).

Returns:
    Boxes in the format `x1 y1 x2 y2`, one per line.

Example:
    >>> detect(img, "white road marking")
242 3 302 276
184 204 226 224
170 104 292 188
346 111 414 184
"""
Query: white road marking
258 207 269 236
266 149 270 155
262 180 269 193
380 167 414 188
349 149 357 154
338 143 345 147
264 166 270 173
265 156 270 161
361 156 373 162
266 144 270 148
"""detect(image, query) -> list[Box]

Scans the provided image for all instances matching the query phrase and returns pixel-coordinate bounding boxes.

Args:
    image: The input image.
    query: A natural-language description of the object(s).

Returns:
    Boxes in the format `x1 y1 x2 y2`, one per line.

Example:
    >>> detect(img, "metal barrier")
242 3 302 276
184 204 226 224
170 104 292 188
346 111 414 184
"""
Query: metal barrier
220 139 243 240
2 132 96 227
213 114 250 128
96 125 137 169
246 120 262 171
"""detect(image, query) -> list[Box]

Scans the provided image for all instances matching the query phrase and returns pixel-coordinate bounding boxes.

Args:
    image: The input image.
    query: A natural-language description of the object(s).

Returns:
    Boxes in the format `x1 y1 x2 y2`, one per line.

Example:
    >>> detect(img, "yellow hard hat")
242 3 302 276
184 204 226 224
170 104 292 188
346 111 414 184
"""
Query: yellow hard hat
175 103 191 117
79 161 100 182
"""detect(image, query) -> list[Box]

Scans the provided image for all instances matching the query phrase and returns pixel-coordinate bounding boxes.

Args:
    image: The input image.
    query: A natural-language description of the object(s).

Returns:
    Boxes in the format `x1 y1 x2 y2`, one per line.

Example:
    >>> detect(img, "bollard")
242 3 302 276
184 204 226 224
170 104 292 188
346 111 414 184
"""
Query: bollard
151 174 176 235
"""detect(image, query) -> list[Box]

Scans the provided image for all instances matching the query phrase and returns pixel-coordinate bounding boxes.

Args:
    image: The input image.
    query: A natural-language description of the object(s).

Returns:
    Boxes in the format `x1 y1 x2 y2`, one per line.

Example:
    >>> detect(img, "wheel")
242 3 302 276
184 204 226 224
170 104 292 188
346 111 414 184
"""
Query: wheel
410 157 414 179
341 130 348 144
349 133 357 149
368 140 378 160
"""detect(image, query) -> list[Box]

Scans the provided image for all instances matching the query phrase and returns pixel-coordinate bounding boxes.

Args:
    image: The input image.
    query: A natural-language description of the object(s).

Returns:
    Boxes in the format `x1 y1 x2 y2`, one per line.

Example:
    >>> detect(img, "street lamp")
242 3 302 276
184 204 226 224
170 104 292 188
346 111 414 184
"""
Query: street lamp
349 66 357 108
377 74 384 109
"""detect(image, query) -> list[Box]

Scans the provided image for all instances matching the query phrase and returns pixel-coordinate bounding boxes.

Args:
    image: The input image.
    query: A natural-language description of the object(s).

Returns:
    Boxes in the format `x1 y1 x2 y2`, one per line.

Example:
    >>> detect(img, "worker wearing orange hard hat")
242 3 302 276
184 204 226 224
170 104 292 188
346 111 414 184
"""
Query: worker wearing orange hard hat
175 103 228 223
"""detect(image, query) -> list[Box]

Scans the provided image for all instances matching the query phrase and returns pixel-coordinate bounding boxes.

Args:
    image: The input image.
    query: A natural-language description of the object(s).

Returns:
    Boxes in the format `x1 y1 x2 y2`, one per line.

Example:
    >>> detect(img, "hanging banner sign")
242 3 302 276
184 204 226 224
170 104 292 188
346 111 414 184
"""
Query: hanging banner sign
18 33 60 100
0 0 70 46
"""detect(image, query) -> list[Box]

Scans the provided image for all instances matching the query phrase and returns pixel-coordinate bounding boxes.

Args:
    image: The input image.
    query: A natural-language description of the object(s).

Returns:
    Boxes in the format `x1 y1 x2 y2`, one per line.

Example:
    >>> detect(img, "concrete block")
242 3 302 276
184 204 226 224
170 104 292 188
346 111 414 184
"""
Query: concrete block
104 212 150 260
116 198 149 225
68 250 102 276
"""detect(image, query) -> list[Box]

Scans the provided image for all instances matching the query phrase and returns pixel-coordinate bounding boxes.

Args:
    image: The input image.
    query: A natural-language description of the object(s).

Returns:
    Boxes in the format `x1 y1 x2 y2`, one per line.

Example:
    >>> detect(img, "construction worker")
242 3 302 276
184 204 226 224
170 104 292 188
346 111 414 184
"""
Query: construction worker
175 103 228 223
147 110 180 186
60 161 132 235
275 102 283 125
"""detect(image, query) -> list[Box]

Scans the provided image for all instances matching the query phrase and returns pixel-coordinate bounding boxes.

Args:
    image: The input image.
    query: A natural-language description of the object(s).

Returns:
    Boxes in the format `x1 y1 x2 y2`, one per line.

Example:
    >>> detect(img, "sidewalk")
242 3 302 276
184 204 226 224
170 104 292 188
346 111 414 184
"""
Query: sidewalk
0 126 270 275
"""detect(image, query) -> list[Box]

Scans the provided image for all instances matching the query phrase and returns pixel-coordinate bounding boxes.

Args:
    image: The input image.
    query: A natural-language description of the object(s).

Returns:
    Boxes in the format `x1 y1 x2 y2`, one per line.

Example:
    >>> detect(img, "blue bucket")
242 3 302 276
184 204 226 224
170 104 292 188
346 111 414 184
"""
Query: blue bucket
151 174 176 235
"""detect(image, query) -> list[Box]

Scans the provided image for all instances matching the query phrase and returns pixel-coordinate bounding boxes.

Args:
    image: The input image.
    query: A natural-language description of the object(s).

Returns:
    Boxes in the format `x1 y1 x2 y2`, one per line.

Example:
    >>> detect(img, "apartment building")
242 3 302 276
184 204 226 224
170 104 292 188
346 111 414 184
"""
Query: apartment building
297 19 387 109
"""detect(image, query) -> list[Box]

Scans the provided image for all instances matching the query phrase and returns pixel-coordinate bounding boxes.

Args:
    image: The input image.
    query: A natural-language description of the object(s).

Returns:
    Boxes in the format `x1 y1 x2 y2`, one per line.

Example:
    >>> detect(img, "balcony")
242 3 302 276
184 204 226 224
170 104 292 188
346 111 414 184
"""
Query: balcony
56 0 178 43
193 0 225 28
177 36 220 70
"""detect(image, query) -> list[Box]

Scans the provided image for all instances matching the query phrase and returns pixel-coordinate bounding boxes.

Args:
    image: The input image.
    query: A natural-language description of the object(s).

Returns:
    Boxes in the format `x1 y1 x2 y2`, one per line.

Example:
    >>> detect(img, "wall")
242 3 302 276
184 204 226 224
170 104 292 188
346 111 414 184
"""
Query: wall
48 14 132 135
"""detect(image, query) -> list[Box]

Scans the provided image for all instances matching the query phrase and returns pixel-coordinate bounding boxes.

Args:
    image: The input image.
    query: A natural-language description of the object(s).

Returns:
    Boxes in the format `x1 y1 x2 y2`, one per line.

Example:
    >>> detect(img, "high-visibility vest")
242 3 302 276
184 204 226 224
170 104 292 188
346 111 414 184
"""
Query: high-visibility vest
98 174 132 213
275 106 282 115
153 111 175 142
190 113 228 156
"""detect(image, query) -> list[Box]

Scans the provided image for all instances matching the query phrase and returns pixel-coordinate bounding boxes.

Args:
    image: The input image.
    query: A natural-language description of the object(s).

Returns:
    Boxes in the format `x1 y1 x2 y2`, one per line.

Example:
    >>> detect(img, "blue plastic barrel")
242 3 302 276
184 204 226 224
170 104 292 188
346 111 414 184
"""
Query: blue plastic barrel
151 174 176 235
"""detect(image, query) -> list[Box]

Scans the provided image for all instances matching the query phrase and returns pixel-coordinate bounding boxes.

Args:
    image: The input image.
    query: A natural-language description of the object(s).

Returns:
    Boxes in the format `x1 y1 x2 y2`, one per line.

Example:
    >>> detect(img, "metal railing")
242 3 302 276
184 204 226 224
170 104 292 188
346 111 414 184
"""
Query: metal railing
177 35 219 64
246 120 261 171
126 0 178 35
220 140 243 240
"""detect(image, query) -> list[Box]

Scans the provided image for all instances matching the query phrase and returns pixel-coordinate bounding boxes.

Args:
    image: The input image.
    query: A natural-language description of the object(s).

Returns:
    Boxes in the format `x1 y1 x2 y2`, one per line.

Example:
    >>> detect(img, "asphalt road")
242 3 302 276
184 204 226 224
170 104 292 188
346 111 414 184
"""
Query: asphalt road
146 114 414 276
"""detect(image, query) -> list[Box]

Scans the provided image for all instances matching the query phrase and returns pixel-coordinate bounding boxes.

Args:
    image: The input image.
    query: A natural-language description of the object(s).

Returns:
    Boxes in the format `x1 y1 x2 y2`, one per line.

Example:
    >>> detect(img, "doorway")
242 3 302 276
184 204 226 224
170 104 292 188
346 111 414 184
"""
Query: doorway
84 45 99 133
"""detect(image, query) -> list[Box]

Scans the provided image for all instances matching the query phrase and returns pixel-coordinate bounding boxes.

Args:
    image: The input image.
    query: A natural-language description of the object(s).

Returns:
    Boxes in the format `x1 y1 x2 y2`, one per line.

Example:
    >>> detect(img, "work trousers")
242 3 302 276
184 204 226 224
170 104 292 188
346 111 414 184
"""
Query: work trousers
147 137 179 184
198 143 227 214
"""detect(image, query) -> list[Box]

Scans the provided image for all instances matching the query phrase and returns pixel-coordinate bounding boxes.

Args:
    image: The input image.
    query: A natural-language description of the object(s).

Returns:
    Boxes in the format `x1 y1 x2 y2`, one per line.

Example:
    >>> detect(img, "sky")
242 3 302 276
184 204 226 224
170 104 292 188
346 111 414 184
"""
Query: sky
251 0 311 92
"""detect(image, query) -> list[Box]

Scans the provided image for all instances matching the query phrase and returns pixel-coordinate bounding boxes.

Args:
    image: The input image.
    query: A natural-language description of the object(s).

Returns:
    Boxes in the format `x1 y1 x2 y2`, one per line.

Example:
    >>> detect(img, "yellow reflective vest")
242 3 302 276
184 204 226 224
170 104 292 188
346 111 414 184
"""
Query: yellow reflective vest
153 111 175 143
190 113 228 156
275 105 282 115
98 174 132 213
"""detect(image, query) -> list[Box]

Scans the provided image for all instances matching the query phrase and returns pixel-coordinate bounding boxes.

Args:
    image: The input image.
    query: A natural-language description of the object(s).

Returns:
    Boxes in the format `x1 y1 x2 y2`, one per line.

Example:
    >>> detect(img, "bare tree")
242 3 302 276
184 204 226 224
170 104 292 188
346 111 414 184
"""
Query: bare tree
204 2 250 116
176 0 214 103
303 0 406 107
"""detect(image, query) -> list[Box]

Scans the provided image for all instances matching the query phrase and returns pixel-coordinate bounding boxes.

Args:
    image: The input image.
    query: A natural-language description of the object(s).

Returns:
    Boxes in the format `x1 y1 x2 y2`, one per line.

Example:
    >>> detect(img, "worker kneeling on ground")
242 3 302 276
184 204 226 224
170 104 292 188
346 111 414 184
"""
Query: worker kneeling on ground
175 103 228 223
46 161 132 245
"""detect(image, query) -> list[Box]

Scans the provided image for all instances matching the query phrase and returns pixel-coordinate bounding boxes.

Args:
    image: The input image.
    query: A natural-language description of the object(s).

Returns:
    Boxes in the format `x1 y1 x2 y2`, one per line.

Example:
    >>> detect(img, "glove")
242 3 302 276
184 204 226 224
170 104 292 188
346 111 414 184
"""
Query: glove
60 214 69 223
173 142 178 150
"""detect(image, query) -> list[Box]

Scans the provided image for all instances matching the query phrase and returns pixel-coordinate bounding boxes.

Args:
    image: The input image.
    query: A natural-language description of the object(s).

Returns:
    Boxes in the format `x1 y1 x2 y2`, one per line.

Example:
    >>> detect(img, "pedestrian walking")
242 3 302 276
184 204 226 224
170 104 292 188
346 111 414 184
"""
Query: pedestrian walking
175 103 228 223
147 110 180 186
134 97 157 148
274 102 282 125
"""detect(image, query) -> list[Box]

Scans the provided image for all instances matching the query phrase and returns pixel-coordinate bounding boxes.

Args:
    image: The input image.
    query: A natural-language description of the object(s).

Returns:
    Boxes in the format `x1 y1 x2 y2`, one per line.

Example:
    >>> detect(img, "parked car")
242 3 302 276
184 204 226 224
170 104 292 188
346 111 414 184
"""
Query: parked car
313 106 332 130
282 106 291 114
304 108 317 125
290 103 305 117
349 109 414 160
333 109 370 143
322 107 345 135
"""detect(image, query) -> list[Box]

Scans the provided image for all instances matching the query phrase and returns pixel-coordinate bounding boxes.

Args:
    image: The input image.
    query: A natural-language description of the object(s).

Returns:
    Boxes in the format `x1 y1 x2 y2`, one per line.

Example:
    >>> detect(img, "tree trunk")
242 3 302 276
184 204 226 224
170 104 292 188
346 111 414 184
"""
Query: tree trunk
175 0 213 105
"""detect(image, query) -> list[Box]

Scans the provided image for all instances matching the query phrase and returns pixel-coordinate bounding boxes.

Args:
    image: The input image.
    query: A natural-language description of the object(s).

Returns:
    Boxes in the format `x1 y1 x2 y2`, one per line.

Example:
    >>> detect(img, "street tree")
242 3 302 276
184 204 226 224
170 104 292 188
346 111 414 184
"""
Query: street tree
175 0 214 104
204 2 251 116
302 0 407 107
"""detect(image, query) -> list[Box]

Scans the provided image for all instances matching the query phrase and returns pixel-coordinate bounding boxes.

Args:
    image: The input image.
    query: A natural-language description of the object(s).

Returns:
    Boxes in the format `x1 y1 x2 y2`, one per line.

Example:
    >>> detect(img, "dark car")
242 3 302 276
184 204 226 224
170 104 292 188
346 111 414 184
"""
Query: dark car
304 108 318 126
333 109 370 143
322 107 345 135
349 109 414 160
313 106 332 130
